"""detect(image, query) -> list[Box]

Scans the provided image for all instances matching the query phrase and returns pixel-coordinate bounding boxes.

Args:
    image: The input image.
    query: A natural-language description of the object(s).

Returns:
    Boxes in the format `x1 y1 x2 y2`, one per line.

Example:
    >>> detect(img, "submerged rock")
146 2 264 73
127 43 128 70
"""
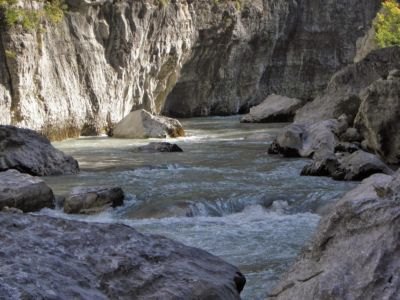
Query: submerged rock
64 186 124 215
240 95 303 123
136 142 183 153
0 169 54 212
112 110 185 139
269 172 400 299
0 213 245 299
301 150 393 181
0 125 79 176
355 69 400 164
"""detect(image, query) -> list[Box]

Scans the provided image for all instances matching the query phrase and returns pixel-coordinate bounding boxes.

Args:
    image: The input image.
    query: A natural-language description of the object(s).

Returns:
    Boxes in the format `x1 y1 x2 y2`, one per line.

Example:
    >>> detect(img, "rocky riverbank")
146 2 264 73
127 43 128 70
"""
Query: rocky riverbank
267 47 400 181
0 124 247 299
269 171 400 299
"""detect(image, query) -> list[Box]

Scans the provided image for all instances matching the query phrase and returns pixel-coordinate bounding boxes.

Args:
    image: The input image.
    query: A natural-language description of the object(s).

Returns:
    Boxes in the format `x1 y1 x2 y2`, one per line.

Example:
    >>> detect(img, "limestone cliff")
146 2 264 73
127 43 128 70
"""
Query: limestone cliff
0 0 380 139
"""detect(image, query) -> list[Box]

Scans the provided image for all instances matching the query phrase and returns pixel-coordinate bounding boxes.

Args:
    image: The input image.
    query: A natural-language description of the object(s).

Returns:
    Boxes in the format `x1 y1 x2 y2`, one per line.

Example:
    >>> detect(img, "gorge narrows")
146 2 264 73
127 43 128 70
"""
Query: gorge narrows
41 116 356 299
1 0 400 299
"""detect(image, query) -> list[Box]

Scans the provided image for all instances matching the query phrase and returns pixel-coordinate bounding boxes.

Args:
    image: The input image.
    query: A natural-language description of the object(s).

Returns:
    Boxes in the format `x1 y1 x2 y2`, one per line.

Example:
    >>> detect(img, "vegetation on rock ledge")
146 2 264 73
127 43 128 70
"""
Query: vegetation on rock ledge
0 0 66 30
374 0 400 47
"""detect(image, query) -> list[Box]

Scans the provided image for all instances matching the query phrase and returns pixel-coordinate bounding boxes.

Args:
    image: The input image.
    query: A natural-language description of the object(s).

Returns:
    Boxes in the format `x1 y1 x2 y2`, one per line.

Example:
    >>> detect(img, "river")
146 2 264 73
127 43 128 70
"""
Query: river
42 116 356 299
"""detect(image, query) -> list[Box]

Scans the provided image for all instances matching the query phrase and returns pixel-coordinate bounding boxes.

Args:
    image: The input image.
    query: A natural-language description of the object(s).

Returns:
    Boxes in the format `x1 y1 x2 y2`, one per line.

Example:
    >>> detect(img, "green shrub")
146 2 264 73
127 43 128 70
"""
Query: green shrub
4 49 16 58
213 0 243 10
374 0 400 47
0 0 66 31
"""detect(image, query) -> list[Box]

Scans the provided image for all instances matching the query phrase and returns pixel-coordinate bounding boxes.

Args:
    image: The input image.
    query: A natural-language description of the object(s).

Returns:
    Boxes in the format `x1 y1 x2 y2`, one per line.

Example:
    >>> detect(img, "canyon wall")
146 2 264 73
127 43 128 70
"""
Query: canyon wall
0 0 381 139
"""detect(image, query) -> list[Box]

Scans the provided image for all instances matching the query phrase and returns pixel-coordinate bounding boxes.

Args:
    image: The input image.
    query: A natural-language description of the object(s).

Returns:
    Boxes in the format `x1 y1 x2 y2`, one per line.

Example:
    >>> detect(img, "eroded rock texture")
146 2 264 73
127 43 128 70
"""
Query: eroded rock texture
0 125 79 176
355 69 400 164
269 172 400 299
0 169 54 212
0 0 380 139
295 47 400 123
0 213 245 300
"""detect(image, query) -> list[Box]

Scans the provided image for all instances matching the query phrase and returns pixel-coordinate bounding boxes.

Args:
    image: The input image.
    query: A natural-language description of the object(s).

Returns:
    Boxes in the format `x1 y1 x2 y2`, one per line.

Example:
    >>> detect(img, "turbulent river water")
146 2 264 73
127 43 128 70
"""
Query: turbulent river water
42 116 357 299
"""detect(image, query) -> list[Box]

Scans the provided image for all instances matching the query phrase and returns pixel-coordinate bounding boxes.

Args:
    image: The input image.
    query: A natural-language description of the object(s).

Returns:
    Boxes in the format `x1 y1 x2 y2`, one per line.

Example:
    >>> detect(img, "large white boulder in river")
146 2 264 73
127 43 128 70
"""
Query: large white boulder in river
241 95 303 123
112 110 185 139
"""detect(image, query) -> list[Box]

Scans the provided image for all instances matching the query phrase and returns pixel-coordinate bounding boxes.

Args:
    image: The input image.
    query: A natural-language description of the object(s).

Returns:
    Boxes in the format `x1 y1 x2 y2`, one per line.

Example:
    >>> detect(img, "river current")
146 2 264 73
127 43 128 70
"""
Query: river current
41 116 356 299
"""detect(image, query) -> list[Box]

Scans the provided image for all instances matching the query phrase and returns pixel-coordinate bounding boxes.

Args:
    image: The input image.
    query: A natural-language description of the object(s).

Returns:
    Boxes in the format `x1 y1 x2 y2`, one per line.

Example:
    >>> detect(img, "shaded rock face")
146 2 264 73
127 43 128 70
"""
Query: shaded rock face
355 70 400 164
112 109 184 139
0 213 245 300
136 142 183 153
301 150 393 181
269 172 400 299
0 125 79 176
64 186 124 215
240 95 303 123
163 0 381 117
0 0 380 138
295 47 400 123
268 119 347 158
0 169 54 212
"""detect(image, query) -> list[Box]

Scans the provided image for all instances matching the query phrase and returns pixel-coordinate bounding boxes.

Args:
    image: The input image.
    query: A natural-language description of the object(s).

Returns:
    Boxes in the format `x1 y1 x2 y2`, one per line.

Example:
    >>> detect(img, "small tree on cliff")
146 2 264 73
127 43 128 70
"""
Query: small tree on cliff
374 0 400 47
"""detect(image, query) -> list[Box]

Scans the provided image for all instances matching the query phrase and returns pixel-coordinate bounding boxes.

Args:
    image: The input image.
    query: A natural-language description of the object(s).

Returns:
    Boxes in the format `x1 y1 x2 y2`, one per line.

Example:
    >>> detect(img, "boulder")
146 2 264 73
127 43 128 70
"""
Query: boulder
335 150 394 180
301 150 393 181
112 110 185 139
269 172 400 299
340 127 362 143
240 95 303 123
295 47 400 123
0 213 245 299
136 142 183 153
0 170 54 212
64 186 124 215
0 125 79 176
268 119 346 158
354 70 400 164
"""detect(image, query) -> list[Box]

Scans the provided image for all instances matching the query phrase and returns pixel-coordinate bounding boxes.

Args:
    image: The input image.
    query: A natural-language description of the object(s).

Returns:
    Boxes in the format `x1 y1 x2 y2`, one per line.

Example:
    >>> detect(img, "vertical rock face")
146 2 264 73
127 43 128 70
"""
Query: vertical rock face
295 47 400 123
163 0 381 117
355 70 400 164
0 0 380 139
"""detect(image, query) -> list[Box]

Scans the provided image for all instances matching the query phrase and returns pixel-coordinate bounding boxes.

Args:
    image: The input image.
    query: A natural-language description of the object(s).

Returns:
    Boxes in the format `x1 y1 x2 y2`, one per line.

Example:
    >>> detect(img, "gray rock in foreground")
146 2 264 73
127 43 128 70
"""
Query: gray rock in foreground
269 172 400 299
112 110 185 139
0 213 245 300
64 186 124 215
0 170 54 212
301 150 394 181
0 125 79 176
240 95 303 123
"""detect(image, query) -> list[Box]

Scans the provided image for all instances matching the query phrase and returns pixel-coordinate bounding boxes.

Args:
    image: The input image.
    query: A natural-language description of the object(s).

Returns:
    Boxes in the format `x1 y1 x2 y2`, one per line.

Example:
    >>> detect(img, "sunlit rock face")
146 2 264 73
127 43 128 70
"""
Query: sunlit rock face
0 0 380 139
